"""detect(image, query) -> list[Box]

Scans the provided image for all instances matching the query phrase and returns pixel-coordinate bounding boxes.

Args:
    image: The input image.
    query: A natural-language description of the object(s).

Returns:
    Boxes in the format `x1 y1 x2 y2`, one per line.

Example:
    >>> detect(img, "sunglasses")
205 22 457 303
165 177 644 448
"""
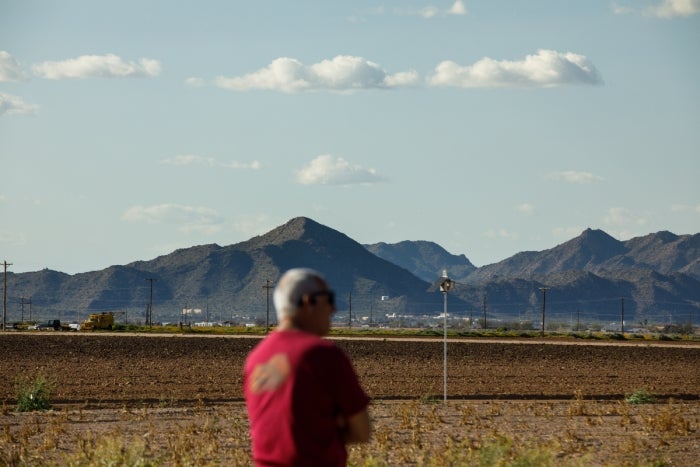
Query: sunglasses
299 290 335 307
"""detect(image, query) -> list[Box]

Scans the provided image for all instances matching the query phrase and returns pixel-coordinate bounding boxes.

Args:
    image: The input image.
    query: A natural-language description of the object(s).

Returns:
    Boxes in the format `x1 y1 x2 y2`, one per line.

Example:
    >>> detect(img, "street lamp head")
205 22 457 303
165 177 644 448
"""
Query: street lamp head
440 278 454 293
439 270 454 293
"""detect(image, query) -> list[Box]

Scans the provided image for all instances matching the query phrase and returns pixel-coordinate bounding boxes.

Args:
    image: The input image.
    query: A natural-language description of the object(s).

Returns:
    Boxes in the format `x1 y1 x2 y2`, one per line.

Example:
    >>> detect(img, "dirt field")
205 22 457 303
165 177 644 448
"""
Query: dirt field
1 333 699 465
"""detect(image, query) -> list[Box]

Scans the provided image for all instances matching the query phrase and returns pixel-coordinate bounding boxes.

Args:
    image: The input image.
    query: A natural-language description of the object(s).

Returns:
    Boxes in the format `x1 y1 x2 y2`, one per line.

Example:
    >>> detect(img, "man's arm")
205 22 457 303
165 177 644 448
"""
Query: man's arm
342 408 371 443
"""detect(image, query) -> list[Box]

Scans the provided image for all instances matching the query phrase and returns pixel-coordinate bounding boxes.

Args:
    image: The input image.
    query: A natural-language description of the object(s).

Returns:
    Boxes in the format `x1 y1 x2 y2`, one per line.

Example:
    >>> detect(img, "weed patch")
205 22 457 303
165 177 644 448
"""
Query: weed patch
625 389 656 405
15 373 52 412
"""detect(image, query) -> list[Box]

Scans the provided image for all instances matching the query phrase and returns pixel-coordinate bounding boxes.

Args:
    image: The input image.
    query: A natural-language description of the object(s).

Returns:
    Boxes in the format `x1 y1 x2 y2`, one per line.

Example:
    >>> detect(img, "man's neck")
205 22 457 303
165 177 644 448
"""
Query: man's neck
276 318 300 332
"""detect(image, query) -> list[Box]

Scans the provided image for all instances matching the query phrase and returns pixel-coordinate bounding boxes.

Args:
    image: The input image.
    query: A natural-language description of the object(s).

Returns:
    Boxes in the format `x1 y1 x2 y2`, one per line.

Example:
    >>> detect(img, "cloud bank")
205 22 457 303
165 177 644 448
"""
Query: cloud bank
216 55 419 93
429 49 602 88
296 155 387 186
215 50 600 93
32 54 161 79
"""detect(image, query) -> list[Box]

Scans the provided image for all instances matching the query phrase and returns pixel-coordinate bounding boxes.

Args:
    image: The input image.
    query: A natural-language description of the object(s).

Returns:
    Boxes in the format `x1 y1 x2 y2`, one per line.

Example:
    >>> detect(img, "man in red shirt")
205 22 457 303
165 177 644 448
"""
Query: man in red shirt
244 268 371 466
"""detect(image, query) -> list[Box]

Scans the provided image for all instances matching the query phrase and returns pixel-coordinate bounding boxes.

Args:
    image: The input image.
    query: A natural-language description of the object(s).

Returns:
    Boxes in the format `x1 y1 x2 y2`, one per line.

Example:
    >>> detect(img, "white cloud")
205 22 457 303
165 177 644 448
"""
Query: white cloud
671 203 700 213
517 203 535 215
122 204 223 234
0 51 28 81
224 160 262 170
429 49 602 88
546 170 603 183
215 55 419 93
392 1 467 18
0 92 37 116
32 54 161 79
160 155 262 170
296 155 387 186
419 6 440 18
449 1 468 16
184 77 205 87
613 0 700 18
647 0 700 17
384 70 421 87
611 3 635 15
603 207 648 228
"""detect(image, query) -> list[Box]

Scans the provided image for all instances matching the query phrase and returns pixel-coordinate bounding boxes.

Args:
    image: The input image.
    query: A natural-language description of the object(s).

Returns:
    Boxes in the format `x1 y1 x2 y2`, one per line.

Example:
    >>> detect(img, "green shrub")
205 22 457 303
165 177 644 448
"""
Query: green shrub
15 373 52 412
625 388 656 405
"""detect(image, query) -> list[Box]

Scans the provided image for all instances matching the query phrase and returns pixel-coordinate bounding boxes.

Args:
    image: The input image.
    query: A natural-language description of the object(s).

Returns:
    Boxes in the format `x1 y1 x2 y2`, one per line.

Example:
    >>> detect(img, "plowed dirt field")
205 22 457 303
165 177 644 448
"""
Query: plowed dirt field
1 333 699 465
1 334 698 404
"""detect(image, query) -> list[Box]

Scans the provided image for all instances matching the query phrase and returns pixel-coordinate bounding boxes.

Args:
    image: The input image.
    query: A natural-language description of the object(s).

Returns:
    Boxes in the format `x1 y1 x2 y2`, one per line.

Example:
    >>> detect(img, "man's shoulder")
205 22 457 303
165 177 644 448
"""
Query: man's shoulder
252 330 335 352
246 331 342 370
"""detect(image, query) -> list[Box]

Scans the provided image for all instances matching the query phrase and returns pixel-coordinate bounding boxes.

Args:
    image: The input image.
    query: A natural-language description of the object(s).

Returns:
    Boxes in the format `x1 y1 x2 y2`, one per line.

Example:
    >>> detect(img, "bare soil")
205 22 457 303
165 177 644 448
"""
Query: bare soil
1 333 699 465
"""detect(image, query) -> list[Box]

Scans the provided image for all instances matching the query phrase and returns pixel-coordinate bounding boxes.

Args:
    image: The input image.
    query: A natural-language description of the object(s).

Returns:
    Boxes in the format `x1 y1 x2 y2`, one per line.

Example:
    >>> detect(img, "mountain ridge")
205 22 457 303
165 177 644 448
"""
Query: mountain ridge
4 217 699 327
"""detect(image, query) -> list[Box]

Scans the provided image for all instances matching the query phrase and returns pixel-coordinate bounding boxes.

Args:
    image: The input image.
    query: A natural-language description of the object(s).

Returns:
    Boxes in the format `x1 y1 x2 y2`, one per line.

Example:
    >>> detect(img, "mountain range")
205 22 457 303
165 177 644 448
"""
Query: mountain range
3 217 699 328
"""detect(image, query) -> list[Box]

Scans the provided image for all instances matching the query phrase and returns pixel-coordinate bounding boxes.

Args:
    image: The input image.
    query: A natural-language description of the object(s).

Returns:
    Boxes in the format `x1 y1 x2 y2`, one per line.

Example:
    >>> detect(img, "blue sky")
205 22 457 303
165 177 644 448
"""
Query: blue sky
1 1 699 274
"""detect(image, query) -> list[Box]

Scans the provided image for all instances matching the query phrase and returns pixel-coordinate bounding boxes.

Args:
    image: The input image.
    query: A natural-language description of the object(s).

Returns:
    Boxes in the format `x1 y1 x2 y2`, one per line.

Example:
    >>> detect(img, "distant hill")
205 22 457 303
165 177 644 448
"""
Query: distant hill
464 229 627 283
364 240 476 282
462 229 700 283
3 218 699 328
381 229 700 325
4 217 453 324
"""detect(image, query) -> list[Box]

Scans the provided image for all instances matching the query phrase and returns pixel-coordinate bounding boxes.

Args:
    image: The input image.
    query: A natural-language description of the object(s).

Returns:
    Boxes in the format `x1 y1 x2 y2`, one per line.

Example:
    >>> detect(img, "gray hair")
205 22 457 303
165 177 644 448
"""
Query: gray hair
273 268 326 321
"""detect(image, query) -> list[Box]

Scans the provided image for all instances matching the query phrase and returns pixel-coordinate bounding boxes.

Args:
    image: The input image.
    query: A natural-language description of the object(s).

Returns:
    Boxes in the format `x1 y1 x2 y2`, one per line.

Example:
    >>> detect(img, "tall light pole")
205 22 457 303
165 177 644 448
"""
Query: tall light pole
440 270 455 404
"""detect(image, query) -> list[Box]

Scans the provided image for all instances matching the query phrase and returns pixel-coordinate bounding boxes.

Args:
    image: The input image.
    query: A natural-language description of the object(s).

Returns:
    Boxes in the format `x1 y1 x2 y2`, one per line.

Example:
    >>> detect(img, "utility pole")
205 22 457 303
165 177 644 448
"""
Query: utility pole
482 293 487 330
262 279 273 334
347 292 352 328
146 278 155 326
2 261 11 332
539 287 550 337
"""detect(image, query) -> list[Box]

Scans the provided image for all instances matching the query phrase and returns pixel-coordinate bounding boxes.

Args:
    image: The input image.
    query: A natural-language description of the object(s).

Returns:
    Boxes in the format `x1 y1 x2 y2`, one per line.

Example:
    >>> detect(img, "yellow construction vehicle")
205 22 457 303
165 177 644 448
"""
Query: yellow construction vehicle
81 312 116 330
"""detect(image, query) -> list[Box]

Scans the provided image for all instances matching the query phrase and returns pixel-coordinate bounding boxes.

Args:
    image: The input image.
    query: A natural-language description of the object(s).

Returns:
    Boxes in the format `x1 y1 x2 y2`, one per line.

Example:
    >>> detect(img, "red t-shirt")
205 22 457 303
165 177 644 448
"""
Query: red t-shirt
244 330 370 466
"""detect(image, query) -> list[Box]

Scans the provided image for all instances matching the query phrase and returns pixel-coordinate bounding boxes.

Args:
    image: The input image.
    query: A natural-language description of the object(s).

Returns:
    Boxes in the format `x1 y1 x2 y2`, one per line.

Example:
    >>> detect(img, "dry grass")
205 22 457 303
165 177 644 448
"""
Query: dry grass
0 398 697 466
